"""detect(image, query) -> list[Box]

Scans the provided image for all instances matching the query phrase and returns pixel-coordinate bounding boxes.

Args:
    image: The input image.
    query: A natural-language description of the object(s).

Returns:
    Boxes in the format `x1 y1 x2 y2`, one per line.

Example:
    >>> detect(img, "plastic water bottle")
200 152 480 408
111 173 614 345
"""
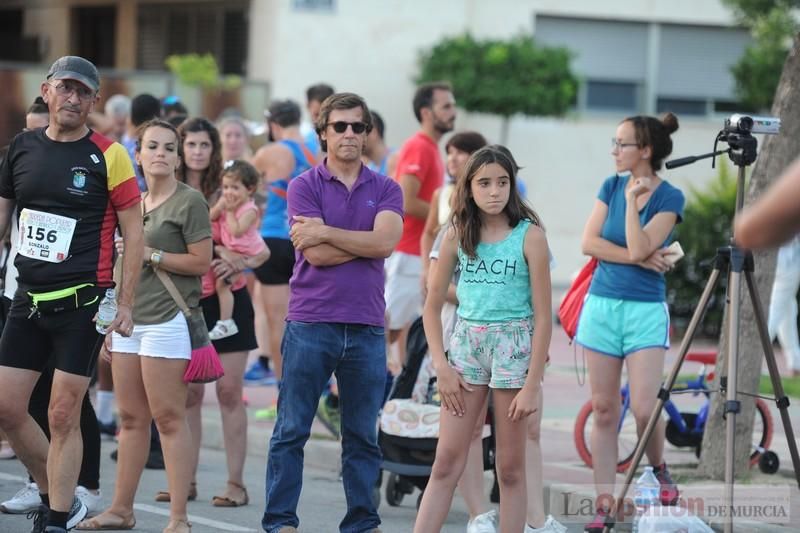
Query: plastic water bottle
95 289 117 334
632 466 660 532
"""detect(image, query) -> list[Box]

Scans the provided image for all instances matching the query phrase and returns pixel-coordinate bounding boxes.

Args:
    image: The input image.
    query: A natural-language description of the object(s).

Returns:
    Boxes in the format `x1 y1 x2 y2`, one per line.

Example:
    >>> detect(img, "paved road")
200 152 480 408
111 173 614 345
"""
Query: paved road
1 324 798 532
0 439 487 533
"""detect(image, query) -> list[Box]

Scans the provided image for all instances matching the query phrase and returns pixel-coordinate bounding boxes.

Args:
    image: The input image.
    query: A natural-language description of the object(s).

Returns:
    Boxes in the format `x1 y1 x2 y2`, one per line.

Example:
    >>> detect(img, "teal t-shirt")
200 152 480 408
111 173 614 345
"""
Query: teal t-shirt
589 174 685 302
456 219 532 322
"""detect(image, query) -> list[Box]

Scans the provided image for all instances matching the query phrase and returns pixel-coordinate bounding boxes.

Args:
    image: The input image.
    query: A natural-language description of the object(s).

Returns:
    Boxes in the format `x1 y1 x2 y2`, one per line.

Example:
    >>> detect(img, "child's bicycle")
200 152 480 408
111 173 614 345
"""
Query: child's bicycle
573 350 778 474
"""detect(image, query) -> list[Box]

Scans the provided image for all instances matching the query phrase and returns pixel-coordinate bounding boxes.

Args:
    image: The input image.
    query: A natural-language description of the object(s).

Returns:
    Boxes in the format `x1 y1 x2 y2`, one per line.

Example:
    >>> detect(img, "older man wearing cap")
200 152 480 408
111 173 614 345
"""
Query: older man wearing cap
0 55 143 533
248 100 316 392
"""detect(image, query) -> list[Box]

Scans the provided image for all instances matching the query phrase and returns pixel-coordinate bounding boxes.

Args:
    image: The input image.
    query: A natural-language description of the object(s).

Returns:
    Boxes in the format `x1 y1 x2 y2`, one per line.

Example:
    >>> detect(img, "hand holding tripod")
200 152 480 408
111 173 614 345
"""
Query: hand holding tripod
606 122 800 533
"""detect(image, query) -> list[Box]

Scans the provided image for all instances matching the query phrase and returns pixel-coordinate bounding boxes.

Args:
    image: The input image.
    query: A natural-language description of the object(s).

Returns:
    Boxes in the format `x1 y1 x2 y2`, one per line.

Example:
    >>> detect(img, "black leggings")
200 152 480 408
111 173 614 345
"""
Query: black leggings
27 367 100 490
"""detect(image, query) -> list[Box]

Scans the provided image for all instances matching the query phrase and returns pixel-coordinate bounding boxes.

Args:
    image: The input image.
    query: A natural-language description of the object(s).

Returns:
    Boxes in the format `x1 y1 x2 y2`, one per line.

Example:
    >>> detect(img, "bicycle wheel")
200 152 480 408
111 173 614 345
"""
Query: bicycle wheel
574 397 638 473
749 399 774 467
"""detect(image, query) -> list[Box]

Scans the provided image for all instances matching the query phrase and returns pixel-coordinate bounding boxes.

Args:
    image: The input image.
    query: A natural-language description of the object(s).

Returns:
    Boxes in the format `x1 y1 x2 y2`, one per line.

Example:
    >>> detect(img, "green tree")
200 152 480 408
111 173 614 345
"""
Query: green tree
698 31 800 480
165 53 241 90
725 0 799 111
416 33 578 143
667 163 737 338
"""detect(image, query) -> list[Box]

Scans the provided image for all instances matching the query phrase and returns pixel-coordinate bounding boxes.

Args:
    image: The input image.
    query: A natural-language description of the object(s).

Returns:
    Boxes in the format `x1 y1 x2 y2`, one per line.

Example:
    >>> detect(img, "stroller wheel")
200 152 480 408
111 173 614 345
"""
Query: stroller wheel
386 473 405 507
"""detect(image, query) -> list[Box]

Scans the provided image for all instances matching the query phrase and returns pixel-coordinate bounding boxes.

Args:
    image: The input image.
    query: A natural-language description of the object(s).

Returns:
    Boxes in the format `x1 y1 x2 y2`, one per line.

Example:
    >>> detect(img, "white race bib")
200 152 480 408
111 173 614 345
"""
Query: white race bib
18 208 77 263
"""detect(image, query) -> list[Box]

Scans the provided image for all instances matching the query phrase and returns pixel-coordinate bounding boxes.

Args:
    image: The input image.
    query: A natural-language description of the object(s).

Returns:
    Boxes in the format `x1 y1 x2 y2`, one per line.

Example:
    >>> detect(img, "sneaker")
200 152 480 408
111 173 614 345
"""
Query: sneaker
1 482 41 514
209 319 238 340
27 503 47 533
653 462 680 505
97 418 117 440
315 396 341 439
584 507 612 533
74 486 102 517
243 358 276 385
66 496 88 529
255 405 278 421
467 509 498 533
525 515 568 532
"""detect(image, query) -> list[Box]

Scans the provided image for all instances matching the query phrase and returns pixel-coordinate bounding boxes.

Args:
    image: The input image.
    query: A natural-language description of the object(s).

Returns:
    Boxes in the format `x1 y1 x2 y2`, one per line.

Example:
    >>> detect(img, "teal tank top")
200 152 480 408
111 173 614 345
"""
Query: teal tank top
456 219 532 322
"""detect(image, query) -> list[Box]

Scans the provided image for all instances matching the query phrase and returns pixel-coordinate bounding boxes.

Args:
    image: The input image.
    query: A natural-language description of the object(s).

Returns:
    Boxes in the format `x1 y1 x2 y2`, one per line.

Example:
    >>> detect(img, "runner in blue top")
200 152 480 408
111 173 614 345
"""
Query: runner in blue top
250 100 315 387
416 146 552 533
577 113 685 533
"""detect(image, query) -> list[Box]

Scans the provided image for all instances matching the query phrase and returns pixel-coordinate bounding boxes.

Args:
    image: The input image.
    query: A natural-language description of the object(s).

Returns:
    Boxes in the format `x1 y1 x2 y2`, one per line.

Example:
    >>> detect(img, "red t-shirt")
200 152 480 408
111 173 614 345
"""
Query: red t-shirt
393 131 443 256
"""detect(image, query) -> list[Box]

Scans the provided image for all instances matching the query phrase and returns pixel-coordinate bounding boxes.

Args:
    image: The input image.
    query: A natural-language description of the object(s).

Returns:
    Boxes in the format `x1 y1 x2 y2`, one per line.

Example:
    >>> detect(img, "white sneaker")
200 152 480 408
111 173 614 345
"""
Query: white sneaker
74 486 103 517
209 319 238 340
467 509 498 533
524 514 568 533
0 481 41 514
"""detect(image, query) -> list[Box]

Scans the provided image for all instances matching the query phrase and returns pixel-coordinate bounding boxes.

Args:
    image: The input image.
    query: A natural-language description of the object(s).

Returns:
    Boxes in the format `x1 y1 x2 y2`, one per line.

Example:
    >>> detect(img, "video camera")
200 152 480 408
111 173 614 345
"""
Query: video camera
724 114 781 135
667 114 780 170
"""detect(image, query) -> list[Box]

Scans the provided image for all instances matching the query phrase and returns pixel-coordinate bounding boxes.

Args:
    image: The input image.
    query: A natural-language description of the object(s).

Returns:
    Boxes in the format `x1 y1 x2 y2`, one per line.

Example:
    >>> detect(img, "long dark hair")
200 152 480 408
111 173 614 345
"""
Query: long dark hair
177 117 222 199
452 145 542 258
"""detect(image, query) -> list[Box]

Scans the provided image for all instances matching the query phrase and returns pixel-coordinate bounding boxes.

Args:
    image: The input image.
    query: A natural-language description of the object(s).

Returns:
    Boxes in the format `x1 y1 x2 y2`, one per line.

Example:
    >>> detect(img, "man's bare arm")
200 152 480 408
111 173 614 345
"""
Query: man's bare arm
399 175 430 219
116 204 144 307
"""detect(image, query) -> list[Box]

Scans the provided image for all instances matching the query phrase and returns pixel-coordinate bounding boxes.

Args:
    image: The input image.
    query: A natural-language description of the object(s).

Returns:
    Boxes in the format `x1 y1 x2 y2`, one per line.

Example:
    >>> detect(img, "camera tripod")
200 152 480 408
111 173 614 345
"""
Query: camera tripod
606 130 800 533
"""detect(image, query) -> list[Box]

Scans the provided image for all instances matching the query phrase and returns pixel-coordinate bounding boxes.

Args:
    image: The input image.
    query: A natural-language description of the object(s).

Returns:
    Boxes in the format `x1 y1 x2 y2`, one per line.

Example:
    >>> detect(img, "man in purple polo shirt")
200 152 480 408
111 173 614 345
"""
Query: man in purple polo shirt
262 93 403 533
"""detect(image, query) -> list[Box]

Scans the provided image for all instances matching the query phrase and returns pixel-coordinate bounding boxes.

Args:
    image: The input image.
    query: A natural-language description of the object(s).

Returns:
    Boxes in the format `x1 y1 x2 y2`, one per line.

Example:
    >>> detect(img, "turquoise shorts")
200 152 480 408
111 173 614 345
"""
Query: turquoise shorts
575 294 670 357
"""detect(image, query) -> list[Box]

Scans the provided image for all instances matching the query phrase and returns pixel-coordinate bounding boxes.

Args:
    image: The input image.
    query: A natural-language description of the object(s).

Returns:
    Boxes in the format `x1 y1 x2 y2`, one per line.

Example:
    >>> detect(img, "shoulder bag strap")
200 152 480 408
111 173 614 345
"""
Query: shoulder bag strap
154 268 191 317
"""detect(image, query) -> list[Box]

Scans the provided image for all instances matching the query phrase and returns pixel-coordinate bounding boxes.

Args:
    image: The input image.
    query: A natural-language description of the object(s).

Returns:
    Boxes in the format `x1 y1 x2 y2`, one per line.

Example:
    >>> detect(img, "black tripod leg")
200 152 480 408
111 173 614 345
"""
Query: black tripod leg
607 267 723 529
744 269 800 488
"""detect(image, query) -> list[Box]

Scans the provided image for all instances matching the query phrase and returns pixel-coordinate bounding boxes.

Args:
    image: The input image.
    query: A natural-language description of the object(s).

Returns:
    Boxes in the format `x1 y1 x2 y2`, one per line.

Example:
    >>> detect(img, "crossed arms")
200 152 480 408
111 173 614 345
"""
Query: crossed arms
290 211 403 267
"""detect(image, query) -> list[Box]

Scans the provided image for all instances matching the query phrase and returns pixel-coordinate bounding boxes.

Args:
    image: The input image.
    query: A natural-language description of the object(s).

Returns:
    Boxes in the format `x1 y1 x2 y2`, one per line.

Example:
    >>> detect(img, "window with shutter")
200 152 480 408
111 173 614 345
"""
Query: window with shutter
137 1 248 75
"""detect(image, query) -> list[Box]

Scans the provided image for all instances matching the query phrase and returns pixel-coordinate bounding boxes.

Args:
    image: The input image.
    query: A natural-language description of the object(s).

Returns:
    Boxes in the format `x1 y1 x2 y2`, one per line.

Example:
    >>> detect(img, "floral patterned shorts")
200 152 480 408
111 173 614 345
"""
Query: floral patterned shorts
447 317 533 389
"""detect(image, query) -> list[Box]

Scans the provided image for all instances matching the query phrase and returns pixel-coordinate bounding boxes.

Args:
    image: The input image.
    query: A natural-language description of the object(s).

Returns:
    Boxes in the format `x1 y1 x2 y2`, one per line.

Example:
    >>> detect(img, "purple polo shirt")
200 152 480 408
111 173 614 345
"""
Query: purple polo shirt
286 161 403 326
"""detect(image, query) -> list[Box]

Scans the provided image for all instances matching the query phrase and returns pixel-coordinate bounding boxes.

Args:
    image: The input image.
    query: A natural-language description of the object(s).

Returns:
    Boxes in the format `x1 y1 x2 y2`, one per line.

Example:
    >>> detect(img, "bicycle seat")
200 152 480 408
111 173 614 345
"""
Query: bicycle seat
685 350 717 366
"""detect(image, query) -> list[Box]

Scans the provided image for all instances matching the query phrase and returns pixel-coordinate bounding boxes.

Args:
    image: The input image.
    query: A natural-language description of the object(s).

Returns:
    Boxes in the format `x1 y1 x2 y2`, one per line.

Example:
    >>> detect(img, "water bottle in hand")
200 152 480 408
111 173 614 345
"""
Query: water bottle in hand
95 288 117 334
632 466 660 532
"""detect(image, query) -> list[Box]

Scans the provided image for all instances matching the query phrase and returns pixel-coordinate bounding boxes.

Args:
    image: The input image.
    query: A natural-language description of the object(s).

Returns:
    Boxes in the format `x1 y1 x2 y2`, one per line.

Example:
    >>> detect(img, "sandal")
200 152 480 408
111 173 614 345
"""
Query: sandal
75 511 136 530
163 518 191 533
155 482 197 503
211 481 249 507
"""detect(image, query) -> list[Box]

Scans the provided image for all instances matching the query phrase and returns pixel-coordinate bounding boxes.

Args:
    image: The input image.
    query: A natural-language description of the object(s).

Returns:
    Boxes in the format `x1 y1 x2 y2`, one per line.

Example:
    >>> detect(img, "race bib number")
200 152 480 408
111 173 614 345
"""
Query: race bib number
18 209 77 263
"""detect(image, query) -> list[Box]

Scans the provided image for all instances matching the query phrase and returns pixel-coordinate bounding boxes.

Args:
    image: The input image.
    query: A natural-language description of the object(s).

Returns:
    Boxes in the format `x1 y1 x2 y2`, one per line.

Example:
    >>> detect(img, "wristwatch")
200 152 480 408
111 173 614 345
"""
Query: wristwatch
150 249 163 266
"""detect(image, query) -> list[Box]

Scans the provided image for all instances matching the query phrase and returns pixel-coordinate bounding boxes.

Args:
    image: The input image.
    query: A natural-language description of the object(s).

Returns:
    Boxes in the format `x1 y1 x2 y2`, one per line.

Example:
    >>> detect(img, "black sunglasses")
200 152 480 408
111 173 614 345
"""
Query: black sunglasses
327 121 368 134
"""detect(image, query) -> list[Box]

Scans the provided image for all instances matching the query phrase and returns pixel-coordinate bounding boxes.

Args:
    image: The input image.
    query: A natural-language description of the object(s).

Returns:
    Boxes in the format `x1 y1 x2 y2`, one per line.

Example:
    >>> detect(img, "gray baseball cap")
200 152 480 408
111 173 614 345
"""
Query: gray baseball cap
46 56 100 92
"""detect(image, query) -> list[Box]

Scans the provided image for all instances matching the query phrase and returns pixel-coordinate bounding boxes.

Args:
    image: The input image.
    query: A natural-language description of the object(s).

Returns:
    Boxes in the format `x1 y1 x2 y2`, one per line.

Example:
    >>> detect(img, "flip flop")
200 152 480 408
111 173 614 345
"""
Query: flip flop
211 481 249 507
75 511 135 530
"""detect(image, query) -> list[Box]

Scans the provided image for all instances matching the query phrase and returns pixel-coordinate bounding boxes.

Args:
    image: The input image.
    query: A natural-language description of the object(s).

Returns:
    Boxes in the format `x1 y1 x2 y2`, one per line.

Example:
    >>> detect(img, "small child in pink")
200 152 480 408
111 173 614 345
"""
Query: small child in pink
208 160 267 340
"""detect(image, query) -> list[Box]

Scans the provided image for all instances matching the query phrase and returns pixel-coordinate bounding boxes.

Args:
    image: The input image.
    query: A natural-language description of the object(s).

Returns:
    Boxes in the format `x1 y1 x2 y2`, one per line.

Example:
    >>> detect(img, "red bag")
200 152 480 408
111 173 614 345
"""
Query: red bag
558 258 598 341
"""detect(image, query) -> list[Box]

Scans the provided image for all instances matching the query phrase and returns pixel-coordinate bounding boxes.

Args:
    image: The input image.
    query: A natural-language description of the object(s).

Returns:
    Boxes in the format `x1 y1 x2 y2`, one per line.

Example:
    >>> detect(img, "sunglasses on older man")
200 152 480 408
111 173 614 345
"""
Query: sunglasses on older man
327 121 368 134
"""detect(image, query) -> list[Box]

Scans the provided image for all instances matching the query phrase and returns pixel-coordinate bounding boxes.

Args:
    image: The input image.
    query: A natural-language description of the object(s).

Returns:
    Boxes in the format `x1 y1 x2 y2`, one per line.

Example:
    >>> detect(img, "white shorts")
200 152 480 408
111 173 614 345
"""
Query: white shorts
385 251 423 330
111 311 191 360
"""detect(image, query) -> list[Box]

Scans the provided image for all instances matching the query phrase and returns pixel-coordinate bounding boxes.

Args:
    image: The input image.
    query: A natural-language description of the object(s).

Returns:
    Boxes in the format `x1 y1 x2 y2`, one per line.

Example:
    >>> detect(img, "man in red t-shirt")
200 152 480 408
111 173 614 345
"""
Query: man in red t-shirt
386 82 456 364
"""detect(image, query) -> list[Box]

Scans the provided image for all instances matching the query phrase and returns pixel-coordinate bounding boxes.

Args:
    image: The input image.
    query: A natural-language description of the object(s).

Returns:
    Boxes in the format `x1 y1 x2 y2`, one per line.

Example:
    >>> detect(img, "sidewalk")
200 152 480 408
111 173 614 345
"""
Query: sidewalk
197 324 800 531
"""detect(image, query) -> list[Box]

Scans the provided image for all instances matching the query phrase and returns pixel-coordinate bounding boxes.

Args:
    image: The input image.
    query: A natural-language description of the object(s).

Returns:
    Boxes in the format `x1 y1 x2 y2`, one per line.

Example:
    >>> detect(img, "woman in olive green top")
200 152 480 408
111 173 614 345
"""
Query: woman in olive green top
78 119 212 533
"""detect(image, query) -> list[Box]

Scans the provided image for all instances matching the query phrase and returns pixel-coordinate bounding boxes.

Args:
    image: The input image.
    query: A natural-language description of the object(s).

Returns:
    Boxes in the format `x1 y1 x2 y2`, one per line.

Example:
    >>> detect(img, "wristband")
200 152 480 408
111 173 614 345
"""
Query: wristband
150 249 163 266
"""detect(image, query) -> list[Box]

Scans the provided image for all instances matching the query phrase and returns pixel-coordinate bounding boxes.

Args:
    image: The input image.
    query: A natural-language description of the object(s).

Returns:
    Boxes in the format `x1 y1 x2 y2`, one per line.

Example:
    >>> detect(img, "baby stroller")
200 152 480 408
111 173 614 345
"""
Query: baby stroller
376 316 496 509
